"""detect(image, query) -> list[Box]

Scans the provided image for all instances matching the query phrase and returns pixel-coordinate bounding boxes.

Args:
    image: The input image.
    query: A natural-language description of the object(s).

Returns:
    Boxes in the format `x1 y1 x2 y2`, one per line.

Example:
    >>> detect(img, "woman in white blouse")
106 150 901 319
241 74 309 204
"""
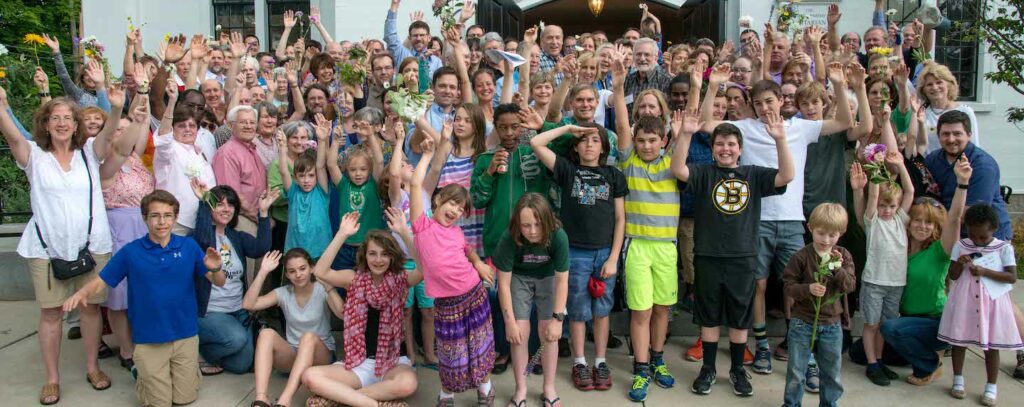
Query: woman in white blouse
917 61 980 156
154 82 217 235
0 87 138 405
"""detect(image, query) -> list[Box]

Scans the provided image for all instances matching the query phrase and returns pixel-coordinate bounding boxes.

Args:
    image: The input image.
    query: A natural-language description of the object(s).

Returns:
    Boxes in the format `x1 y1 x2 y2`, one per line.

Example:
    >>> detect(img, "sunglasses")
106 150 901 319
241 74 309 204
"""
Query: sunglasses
913 197 942 208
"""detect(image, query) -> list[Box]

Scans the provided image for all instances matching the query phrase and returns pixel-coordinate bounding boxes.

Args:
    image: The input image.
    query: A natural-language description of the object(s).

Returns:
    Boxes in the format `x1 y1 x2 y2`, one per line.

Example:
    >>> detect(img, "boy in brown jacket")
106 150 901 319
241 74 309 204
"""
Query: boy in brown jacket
782 202 856 406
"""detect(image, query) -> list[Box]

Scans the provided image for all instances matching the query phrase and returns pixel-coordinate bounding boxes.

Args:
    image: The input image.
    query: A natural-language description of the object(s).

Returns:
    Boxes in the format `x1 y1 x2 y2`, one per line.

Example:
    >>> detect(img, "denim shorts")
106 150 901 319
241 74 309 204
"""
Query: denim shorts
755 221 805 280
567 246 618 322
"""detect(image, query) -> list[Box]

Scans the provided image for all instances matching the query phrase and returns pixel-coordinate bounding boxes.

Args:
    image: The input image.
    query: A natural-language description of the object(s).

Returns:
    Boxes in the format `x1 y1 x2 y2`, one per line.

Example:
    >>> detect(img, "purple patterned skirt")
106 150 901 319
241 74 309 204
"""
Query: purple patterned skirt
103 207 148 310
433 283 495 392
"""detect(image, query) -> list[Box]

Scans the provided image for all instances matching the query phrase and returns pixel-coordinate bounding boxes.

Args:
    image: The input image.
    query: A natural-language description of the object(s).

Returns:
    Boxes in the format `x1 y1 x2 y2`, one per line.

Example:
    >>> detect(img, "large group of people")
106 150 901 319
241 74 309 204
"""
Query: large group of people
2 0 1022 406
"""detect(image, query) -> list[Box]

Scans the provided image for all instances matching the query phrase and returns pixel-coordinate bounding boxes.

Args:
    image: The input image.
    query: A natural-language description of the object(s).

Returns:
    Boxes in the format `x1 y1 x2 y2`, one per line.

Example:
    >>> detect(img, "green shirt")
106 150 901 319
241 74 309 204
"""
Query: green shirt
470 145 554 257
891 107 912 135
900 240 950 317
338 175 383 245
492 228 570 279
267 159 291 222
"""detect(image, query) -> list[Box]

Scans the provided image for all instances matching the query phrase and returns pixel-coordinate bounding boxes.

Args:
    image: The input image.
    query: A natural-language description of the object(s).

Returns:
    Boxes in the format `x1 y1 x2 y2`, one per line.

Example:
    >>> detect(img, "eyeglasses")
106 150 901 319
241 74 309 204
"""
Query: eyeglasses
913 197 943 208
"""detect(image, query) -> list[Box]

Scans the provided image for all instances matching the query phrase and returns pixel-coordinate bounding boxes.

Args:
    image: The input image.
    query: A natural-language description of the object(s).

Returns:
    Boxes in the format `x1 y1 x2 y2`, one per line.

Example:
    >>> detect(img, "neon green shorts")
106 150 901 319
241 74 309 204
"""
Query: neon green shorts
624 238 678 311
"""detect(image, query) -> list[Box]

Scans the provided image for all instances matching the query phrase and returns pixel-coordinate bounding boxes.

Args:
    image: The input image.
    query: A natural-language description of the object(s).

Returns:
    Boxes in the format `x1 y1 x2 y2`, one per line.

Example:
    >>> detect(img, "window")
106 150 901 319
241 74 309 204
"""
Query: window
934 0 985 101
213 0 256 37
266 0 310 50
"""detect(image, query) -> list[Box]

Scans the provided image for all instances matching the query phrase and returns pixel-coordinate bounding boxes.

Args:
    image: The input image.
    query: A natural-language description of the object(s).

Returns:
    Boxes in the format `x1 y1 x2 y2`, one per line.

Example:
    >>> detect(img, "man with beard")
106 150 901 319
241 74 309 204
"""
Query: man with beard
623 38 671 112
360 53 395 111
385 0 470 77
205 48 227 85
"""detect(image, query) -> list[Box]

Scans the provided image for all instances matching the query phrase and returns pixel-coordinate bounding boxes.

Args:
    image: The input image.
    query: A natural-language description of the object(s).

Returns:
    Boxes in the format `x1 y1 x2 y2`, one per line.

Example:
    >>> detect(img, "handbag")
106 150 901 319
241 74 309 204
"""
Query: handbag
36 148 96 281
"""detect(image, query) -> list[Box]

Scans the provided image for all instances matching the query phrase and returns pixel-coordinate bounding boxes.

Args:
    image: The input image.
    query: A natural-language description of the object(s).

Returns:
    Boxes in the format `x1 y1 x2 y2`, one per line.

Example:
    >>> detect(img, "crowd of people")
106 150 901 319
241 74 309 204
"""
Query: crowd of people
1 0 1022 406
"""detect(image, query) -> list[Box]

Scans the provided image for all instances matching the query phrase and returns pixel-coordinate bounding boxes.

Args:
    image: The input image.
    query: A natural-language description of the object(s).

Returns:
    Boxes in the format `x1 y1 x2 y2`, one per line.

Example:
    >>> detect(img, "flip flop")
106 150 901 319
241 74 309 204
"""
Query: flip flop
39 383 60 405
506 399 525 407
86 370 111 391
541 396 561 407
200 362 224 376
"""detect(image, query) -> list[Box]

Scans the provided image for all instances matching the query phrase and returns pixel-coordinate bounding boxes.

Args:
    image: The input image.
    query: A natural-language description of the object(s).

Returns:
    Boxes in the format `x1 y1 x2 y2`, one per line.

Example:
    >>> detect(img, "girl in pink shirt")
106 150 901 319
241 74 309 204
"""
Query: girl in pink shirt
410 137 497 406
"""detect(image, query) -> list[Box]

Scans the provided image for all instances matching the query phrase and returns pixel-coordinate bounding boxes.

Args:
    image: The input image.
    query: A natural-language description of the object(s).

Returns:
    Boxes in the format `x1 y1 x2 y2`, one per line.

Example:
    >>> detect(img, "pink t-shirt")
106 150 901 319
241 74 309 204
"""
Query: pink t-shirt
412 214 480 298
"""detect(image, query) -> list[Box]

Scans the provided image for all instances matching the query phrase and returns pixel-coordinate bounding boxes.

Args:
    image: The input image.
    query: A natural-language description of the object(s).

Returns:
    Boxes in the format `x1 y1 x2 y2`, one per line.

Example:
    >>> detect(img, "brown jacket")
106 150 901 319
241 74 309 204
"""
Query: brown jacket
783 245 857 325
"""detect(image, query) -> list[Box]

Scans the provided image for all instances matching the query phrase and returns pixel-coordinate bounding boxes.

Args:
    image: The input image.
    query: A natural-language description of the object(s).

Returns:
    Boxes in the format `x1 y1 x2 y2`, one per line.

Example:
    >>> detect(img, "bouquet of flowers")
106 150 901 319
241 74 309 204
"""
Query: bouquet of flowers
861 143 896 186
387 74 430 122
336 47 368 87
78 35 113 82
432 0 464 31
775 1 809 38
809 250 845 349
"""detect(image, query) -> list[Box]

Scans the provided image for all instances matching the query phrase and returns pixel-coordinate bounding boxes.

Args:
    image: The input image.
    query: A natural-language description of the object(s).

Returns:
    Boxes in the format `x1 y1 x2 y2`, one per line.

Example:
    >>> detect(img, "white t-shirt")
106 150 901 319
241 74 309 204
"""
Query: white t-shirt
924 104 979 156
206 234 244 313
17 138 113 259
863 208 910 287
152 131 217 229
733 117 823 221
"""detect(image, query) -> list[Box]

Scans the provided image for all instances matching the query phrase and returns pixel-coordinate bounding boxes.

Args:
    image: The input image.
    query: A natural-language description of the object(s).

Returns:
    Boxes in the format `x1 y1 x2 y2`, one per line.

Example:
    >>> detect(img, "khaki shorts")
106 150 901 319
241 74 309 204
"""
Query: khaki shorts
134 335 201 407
676 218 695 284
28 252 111 309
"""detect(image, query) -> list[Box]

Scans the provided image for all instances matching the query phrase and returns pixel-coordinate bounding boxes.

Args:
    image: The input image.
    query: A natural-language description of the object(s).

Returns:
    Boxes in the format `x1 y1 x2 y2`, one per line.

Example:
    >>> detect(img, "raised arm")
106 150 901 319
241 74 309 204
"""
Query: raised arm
285 61 307 121
0 87 31 166
611 47 632 152
518 27 537 105
388 120 409 207
157 81 179 135
807 26 827 83
499 60 515 105
314 213 360 288
885 151 915 212
409 137 436 223
384 0 404 55
827 4 842 53
761 24 775 81
422 120 451 197
821 62 853 135
640 4 662 37
123 30 139 85
385 208 423 286
93 85 127 162
43 34 85 103
313 116 331 193
326 125 343 185
530 125 590 171
224 32 246 97
764 110 794 187
275 10 297 61
309 5 336 46
700 64 731 132
547 57 576 123
846 63 872 141
186 35 209 90
941 157 972 253
364 124 386 181
686 61 706 111
669 109 701 182
894 63 911 114
277 130 294 190
849 162 868 226
242 251 283 311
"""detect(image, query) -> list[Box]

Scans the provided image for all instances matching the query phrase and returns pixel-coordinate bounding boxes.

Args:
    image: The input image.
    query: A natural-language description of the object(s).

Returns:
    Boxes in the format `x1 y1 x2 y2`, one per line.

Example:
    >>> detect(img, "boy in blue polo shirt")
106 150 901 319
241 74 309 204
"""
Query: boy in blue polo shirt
64 190 225 407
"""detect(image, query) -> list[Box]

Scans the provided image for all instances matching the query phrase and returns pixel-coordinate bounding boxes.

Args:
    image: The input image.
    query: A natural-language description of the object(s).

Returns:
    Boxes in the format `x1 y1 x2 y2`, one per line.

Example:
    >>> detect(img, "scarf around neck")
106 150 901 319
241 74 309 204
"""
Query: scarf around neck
343 270 407 376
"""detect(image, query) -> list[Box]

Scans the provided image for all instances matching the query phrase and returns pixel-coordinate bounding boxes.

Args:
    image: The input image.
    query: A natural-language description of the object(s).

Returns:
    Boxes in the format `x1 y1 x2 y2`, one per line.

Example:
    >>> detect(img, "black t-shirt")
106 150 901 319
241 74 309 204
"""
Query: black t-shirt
364 306 408 358
686 164 785 257
803 132 851 217
552 156 629 249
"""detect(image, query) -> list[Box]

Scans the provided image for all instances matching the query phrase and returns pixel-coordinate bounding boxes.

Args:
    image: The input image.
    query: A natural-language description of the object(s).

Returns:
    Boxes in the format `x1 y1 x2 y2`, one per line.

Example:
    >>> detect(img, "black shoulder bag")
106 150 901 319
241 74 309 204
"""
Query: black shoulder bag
36 148 96 281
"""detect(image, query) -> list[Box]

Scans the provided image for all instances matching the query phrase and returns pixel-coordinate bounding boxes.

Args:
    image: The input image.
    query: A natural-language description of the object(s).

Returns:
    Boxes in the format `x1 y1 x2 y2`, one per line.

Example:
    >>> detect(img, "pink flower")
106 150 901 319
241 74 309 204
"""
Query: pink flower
306 140 318 150
862 143 886 163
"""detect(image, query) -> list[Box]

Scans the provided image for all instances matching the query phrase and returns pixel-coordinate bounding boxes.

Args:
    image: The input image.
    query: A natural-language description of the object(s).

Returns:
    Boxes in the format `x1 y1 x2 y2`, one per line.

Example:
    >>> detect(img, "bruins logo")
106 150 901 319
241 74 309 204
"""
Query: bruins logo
712 179 750 214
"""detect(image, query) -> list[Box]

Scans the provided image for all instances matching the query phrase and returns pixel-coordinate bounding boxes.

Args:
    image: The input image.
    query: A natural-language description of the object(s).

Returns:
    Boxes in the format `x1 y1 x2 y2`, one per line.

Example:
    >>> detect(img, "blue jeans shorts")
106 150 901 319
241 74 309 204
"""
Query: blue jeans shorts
755 220 805 280
567 246 617 322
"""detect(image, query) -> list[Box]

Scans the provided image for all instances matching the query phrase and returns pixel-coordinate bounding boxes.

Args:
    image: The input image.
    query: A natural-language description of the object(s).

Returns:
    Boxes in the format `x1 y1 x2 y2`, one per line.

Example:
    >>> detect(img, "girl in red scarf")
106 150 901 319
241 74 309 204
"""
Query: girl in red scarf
302 210 423 407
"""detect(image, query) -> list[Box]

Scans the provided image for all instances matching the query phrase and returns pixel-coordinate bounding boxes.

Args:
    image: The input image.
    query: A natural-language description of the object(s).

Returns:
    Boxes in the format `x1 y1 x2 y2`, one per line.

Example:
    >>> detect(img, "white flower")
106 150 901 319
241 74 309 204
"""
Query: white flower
0 44 8 56
828 261 840 271
886 9 898 17
738 16 754 28
184 161 204 179
215 24 223 31
538 20 546 35
81 35 98 44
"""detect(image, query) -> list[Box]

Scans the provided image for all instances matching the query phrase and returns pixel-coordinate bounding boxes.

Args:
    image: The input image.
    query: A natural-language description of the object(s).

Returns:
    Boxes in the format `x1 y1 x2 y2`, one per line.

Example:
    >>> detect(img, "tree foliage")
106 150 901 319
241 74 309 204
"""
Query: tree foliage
953 0 1024 122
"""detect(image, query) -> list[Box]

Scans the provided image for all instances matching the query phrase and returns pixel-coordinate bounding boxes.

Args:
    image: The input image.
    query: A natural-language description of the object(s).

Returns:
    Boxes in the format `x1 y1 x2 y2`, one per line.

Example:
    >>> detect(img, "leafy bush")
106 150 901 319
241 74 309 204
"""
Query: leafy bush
1014 217 1024 280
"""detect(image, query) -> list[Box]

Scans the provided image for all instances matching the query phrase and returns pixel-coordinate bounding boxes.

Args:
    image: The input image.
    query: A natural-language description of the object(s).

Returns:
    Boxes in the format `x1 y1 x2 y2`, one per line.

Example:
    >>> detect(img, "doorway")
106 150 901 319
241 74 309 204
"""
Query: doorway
521 0 723 45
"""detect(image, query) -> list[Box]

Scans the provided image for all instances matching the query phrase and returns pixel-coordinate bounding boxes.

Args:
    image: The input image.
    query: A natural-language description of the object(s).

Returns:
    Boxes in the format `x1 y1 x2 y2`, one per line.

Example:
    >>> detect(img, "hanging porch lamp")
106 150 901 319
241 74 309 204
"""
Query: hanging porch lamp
588 0 606 17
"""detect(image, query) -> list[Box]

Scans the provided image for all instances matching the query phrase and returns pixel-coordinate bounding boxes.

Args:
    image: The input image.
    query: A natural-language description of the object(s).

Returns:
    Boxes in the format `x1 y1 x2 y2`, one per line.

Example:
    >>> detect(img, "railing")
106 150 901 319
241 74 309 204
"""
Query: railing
0 145 31 231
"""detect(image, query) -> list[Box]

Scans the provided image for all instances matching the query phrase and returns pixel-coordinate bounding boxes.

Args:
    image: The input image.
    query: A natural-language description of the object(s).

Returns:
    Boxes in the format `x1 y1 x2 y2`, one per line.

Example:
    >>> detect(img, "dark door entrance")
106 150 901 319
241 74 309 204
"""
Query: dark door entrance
676 0 723 44
519 0 722 46
476 0 524 40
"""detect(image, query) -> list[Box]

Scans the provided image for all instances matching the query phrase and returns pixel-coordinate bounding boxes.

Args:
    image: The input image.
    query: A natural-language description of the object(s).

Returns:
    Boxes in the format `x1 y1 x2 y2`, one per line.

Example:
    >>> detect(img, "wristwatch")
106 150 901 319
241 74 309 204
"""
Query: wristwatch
552 311 567 321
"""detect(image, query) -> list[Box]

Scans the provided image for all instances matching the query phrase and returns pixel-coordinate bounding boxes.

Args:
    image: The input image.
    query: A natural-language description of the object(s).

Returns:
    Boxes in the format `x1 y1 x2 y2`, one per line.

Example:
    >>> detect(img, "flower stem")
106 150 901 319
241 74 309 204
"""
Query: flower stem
810 296 823 350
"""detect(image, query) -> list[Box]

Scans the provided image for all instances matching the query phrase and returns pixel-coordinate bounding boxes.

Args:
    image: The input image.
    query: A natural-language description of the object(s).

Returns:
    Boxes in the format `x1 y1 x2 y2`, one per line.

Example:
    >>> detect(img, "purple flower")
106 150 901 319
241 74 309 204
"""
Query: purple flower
295 11 304 18
862 143 886 163
72 36 80 46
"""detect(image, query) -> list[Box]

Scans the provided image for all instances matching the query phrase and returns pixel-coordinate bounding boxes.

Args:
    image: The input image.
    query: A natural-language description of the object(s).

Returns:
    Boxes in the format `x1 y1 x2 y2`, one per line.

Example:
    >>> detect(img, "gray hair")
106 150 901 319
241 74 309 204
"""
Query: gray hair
227 105 258 123
280 120 314 140
352 106 384 126
481 32 503 48
253 101 279 120
634 37 658 53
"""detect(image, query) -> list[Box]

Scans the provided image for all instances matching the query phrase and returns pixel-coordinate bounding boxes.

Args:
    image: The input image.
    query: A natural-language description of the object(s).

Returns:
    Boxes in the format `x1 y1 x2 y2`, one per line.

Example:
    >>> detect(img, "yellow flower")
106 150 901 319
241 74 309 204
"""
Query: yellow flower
84 48 95 57
871 47 893 56
0 68 6 79
23 33 46 46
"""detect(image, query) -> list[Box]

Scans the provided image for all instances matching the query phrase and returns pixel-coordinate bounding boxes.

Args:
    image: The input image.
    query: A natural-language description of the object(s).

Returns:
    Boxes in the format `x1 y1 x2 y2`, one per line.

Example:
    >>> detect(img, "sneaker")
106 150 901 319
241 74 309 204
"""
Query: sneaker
593 363 613 390
880 364 899 380
628 371 651 402
804 364 820 393
1015 352 1024 379
572 363 594 391
751 348 772 374
866 366 891 386
650 359 676 388
685 339 703 362
729 368 754 397
773 339 789 361
690 366 716 395
743 347 754 365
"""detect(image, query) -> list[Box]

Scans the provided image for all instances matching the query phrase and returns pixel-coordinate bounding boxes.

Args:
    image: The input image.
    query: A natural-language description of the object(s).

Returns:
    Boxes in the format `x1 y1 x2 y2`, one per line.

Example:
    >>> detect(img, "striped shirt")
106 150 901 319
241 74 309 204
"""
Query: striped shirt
438 152 485 256
617 148 679 241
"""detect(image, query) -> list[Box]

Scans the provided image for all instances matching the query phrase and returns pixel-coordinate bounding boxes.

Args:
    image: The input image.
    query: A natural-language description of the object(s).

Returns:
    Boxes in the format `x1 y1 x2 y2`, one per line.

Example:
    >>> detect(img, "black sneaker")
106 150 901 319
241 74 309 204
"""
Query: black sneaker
880 364 899 380
729 369 753 397
690 366 716 395
866 366 891 386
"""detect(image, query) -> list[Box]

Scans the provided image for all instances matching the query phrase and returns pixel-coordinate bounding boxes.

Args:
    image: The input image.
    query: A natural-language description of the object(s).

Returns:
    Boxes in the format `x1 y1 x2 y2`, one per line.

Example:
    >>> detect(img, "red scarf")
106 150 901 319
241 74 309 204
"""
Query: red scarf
343 270 407 376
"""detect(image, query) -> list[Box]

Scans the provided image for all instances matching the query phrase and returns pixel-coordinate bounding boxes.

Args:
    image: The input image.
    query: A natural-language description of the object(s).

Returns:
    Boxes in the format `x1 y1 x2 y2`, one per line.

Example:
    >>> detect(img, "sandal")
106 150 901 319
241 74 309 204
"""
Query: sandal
506 399 525 407
305 396 339 407
377 402 410 407
949 385 966 399
39 383 60 405
200 362 224 376
541 396 561 407
86 370 111 391
97 340 114 359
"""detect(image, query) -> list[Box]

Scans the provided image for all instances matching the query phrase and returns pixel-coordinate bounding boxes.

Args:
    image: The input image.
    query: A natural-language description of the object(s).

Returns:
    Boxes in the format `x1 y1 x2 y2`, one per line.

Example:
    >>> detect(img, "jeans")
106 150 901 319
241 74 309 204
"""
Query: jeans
880 316 948 378
197 309 254 373
784 319 843 407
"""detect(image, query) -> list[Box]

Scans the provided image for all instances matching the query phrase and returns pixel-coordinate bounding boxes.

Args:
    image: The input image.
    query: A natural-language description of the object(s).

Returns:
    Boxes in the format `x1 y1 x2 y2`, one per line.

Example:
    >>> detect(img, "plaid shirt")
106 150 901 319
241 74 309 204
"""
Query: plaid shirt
623 66 672 108
538 51 564 85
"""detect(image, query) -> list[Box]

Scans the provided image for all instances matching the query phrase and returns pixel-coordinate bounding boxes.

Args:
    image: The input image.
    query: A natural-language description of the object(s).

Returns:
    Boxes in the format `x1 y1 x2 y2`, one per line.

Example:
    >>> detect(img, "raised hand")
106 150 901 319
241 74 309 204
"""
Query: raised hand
523 26 538 44
763 110 785 141
680 108 702 135
717 40 735 61
189 178 209 198
190 34 209 60
283 10 297 28
849 162 867 190
85 59 106 88
517 106 545 130
846 63 866 88
763 23 776 47
229 31 246 58
258 188 281 214
33 67 50 91
285 60 299 84
884 151 902 167
459 0 477 23
420 137 436 154
410 10 425 22
806 25 826 44
688 60 706 85
259 251 282 275
827 4 841 26
610 47 627 86
954 156 973 183
107 83 126 107
163 34 188 64
204 247 223 271
443 25 462 45
42 33 60 53
384 207 410 235
130 102 149 123
314 113 331 141
826 62 846 85
310 6 321 24
893 63 909 83
339 212 361 236
708 63 731 84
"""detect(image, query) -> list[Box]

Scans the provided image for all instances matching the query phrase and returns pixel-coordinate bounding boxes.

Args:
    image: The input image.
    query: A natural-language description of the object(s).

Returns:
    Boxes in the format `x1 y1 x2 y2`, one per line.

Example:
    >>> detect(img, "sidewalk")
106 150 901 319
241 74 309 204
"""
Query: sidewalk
2 298 1022 406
